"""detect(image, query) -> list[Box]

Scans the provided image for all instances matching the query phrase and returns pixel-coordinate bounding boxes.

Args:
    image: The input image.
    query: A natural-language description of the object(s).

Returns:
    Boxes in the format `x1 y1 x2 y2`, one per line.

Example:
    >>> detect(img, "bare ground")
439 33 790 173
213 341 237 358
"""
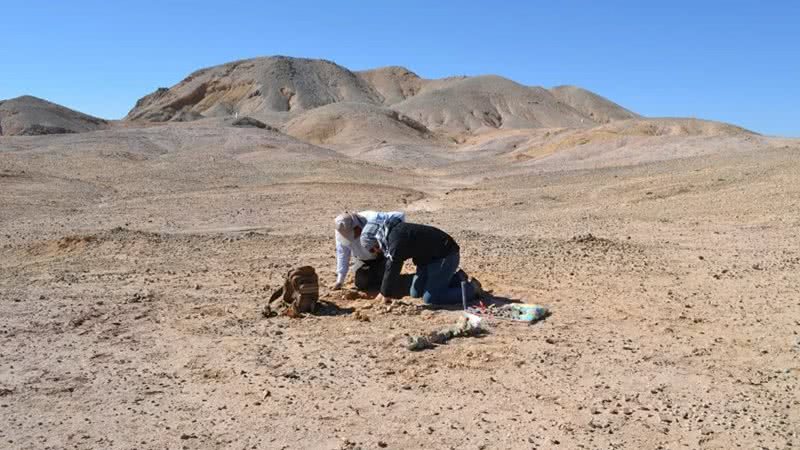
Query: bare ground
1 124 799 450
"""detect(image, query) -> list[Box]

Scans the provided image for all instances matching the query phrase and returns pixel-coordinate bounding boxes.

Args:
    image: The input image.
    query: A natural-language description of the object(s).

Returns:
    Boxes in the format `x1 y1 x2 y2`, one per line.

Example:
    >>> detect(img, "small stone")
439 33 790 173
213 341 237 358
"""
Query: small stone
352 310 370 322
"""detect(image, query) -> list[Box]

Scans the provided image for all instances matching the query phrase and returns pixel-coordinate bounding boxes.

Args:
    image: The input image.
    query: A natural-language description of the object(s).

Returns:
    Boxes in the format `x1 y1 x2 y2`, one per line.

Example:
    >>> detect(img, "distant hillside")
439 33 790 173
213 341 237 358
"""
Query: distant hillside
392 75 594 136
124 56 639 139
283 102 436 146
125 56 381 122
549 85 639 123
0 96 108 136
356 66 425 105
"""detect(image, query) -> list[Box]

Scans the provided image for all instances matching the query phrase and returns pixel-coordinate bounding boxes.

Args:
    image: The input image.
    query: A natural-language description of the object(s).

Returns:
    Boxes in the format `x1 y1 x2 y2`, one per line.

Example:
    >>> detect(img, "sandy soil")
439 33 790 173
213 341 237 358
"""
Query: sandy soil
1 121 799 450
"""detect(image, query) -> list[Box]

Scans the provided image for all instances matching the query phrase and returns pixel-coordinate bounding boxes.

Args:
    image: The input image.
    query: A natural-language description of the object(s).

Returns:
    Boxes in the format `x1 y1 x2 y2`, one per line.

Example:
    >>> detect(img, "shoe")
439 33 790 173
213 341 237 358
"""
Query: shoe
455 269 468 283
470 277 484 299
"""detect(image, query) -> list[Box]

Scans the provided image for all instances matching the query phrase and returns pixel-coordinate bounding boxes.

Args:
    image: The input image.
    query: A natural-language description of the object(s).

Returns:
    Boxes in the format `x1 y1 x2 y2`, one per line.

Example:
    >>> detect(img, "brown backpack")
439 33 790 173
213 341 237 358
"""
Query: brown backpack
266 266 319 317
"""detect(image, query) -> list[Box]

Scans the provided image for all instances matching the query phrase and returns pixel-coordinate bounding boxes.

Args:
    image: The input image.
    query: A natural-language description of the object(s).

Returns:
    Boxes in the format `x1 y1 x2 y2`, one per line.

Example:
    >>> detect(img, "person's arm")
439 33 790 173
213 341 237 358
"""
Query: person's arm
380 257 404 298
334 233 351 288
388 211 406 222
378 229 406 298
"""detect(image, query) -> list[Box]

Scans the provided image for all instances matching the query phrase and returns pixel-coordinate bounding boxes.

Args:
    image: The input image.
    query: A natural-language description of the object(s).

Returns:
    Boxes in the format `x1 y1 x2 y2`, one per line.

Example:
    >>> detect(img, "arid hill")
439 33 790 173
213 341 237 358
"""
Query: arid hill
0 95 108 136
392 75 595 137
124 56 637 140
125 56 381 123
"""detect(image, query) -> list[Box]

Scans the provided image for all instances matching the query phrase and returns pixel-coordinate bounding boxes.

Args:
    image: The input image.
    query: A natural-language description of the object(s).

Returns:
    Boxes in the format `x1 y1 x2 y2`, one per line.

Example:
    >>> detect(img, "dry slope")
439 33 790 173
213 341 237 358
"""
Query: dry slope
0 96 108 136
125 56 381 123
356 66 426 105
392 75 598 137
550 85 640 123
283 102 436 147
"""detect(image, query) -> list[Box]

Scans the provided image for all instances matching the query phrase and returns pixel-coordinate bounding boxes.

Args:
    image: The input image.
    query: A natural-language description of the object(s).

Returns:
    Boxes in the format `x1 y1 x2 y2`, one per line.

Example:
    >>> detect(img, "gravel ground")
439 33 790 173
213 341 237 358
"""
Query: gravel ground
1 123 799 449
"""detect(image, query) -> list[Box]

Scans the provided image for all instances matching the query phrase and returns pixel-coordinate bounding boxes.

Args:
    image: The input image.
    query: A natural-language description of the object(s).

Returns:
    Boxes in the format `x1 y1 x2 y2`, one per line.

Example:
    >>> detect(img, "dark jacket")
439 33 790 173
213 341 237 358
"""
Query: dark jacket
380 222 459 297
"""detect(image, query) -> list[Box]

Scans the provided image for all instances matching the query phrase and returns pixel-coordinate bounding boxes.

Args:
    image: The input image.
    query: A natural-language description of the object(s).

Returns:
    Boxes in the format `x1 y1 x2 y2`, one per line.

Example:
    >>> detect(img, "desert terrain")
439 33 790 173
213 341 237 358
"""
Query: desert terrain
1 56 798 449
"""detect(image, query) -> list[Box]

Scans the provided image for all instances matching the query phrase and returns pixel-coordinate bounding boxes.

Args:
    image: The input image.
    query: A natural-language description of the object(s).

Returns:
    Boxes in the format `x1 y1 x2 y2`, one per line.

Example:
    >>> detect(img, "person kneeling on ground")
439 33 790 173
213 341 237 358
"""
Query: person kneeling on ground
360 218 482 305
333 210 405 291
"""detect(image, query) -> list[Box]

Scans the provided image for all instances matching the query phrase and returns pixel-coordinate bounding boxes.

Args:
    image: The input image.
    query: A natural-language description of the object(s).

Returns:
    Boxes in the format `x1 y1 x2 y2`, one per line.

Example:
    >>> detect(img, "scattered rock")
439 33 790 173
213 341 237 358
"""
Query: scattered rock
352 309 371 322
128 290 155 303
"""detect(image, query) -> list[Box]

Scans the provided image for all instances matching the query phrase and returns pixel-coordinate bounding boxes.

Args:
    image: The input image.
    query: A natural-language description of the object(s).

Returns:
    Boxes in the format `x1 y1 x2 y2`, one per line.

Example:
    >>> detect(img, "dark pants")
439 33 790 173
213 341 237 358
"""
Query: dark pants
353 256 386 291
410 251 474 305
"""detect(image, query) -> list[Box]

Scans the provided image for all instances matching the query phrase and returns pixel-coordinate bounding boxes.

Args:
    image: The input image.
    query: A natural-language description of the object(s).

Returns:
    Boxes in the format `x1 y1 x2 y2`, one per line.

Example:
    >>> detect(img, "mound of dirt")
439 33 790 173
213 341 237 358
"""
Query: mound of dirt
550 85 639 123
392 75 596 137
283 102 435 146
125 56 381 122
0 96 108 136
356 66 426 105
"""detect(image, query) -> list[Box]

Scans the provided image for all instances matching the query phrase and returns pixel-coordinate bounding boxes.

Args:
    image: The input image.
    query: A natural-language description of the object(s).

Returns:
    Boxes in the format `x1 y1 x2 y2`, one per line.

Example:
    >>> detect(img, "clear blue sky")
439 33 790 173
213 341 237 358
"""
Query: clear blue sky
2 1 797 136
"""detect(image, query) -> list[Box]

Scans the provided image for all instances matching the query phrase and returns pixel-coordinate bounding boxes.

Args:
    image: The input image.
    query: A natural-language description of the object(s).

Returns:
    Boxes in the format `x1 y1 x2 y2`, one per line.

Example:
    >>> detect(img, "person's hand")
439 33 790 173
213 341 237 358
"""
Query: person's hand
330 281 343 290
